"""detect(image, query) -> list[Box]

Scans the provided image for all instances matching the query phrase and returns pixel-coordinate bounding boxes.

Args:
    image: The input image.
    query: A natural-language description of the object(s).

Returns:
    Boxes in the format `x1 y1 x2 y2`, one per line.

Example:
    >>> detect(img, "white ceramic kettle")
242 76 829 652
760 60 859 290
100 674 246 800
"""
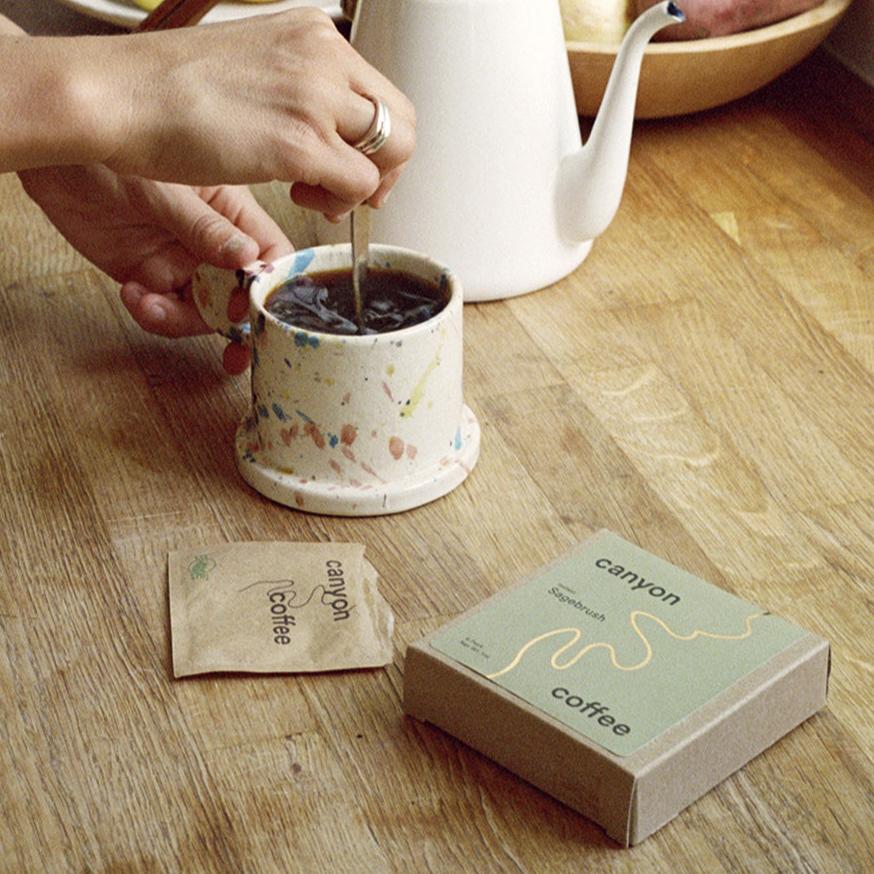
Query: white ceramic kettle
319 1 684 301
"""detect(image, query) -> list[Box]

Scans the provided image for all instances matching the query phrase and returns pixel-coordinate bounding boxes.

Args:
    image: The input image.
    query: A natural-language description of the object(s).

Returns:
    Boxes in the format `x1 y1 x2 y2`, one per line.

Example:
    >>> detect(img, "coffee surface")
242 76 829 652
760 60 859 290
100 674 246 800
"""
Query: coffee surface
265 268 447 335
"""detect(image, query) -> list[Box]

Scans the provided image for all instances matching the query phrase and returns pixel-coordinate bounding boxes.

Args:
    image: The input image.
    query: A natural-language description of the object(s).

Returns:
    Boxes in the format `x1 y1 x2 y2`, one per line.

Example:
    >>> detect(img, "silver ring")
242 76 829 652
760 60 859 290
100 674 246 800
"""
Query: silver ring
352 96 391 156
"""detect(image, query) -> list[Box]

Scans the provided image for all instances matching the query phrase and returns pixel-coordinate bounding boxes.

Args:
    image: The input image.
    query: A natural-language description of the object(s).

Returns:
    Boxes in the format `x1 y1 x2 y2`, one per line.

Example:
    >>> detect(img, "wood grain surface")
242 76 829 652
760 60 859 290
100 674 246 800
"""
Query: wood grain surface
1 5 872 871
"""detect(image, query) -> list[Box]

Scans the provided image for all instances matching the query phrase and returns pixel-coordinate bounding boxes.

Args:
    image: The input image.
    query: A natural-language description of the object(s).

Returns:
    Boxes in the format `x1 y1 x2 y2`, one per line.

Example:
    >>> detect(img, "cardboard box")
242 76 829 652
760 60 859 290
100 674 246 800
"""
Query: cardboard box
404 531 830 846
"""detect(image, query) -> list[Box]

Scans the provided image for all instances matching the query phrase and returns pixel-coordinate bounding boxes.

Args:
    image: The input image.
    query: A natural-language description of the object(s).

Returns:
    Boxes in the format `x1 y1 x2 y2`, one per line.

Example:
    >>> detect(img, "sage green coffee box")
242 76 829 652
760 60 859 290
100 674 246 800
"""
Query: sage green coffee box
404 531 830 846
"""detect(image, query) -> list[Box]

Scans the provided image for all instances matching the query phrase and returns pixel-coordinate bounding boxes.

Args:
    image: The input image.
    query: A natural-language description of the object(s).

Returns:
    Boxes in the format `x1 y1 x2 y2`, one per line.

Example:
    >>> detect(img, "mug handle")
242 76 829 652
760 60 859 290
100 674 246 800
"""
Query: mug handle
191 261 271 345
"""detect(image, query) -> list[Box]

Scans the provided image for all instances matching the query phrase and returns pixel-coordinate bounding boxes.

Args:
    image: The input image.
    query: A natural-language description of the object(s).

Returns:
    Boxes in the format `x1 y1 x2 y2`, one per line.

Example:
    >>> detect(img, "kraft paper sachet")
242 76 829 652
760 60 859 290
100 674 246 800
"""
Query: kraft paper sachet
168 542 394 677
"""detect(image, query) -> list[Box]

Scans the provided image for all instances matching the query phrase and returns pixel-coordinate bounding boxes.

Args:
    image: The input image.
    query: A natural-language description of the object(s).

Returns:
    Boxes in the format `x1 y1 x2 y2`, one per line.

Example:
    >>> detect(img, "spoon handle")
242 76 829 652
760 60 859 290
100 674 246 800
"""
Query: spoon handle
137 0 221 31
351 207 370 332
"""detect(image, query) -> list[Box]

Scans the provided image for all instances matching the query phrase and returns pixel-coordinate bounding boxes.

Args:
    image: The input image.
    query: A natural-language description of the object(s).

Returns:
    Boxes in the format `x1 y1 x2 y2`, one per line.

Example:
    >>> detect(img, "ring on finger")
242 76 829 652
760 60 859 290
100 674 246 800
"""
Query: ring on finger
352 95 392 156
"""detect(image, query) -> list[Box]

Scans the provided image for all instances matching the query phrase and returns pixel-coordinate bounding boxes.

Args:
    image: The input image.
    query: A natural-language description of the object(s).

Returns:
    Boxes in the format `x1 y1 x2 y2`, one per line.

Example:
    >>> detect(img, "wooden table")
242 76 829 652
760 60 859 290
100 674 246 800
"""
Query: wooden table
2 5 873 872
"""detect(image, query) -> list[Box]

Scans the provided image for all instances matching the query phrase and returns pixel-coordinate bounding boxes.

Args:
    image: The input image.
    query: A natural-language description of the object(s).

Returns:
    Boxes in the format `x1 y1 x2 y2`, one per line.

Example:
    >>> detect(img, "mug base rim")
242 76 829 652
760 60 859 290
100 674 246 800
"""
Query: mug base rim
233 406 480 516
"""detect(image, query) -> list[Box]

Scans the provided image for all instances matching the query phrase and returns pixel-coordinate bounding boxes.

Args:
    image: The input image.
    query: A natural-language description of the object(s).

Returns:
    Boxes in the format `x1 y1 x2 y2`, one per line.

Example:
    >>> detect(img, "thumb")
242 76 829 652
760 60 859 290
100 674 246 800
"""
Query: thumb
152 187 261 269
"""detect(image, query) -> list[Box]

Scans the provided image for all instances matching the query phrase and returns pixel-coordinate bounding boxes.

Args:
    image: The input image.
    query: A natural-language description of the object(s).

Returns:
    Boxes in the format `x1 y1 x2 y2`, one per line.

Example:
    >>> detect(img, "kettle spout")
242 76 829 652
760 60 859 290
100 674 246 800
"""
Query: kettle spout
557 1 684 243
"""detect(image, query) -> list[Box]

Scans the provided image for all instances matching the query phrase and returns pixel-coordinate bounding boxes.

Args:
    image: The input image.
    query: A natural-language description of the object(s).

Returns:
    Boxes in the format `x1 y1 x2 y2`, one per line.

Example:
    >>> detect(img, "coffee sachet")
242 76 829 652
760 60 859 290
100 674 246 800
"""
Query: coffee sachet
168 542 393 677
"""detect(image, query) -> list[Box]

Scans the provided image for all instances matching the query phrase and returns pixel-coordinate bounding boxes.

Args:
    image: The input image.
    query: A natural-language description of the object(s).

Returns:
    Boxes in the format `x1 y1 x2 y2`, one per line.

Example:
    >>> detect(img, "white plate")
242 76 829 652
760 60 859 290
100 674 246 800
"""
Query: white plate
54 0 343 29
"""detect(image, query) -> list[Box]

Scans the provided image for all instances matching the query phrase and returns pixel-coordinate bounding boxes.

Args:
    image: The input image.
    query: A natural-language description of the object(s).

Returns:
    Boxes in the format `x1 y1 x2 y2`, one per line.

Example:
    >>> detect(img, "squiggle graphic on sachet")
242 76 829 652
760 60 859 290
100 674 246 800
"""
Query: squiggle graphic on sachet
485 610 765 680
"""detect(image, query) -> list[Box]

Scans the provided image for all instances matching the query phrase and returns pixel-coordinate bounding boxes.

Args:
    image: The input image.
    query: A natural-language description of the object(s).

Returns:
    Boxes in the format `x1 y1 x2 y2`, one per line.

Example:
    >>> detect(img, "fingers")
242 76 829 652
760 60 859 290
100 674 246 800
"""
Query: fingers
119 184 292 378
368 163 405 209
125 241 198 296
123 280 249 375
202 186 289 374
286 124 393 217
148 183 262 269
329 74 416 212
116 183 285 375
289 167 397 218
288 133 381 217
335 89 416 188
289 181 353 218
120 281 212 338
276 28 415 218
202 185 296 262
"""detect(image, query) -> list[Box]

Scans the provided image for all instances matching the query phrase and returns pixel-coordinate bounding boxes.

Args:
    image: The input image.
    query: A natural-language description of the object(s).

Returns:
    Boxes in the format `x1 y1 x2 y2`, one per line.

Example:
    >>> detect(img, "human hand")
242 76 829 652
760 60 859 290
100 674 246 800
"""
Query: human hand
92 9 415 219
19 164 293 374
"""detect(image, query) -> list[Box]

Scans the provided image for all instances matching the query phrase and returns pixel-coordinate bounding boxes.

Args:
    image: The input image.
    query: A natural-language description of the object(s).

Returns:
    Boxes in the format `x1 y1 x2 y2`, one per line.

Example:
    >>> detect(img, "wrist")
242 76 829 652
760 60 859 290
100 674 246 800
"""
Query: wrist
1 30 157 174
56 33 152 169
92 32 170 177
62 35 138 168
1 34 113 171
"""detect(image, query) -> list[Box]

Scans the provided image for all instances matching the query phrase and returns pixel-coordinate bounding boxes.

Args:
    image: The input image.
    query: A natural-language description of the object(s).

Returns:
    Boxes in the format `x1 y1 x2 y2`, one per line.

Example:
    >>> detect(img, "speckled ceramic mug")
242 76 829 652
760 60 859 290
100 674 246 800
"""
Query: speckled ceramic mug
191 245 480 516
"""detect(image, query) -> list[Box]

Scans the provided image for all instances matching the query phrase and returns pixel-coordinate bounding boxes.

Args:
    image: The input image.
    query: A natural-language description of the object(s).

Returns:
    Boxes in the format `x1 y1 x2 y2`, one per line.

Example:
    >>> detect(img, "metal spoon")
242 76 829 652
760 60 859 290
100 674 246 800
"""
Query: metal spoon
351 206 370 333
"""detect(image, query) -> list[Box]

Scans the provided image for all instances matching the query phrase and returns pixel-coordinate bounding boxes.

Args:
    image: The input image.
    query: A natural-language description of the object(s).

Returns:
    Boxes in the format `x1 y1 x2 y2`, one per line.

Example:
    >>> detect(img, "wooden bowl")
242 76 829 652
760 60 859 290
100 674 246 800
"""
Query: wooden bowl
567 0 852 117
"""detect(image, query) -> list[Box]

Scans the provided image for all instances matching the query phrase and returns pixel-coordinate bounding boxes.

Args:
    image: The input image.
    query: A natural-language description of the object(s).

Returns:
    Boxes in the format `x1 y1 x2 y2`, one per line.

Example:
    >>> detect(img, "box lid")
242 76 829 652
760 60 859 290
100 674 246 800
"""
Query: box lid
404 531 830 845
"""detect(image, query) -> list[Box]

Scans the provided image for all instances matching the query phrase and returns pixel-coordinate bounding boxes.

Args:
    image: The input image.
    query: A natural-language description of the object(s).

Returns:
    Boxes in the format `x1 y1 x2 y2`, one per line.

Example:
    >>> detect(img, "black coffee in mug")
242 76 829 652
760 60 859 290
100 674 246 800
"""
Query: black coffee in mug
265 268 448 336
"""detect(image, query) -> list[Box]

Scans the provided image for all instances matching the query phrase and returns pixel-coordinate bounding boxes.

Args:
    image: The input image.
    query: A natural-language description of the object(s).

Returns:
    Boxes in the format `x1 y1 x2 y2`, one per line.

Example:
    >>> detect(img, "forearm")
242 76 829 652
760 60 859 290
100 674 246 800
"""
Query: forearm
0 15 127 173
5 10 416 208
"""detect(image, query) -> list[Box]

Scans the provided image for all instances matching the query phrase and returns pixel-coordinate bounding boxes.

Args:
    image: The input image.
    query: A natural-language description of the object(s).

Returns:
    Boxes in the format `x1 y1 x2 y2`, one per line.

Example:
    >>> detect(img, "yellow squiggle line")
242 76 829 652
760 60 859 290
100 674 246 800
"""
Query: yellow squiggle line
400 346 441 419
486 611 764 680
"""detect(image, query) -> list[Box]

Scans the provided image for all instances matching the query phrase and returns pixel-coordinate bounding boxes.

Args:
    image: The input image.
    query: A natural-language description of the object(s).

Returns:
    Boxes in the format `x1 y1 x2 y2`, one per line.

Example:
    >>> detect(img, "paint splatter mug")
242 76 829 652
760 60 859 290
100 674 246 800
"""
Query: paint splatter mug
191 245 480 515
